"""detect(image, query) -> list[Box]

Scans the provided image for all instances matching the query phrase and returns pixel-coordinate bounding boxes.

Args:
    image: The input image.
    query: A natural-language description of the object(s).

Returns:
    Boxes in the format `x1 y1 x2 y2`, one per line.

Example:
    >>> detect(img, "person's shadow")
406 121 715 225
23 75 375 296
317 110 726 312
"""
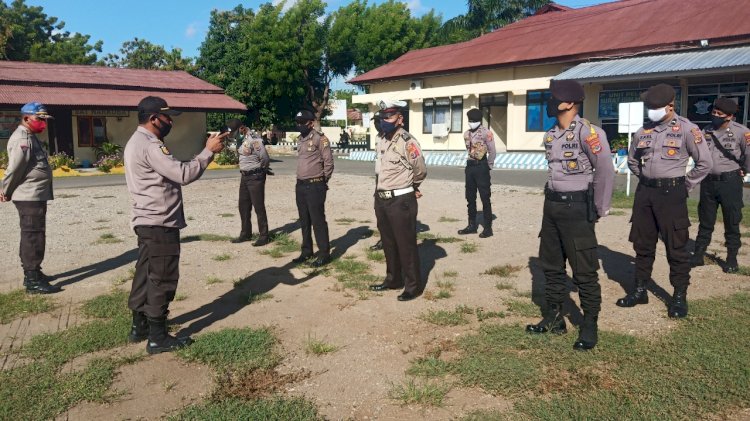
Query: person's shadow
528 256 583 326
331 226 372 259
475 212 498 229
52 248 139 287
419 239 447 291
599 245 670 305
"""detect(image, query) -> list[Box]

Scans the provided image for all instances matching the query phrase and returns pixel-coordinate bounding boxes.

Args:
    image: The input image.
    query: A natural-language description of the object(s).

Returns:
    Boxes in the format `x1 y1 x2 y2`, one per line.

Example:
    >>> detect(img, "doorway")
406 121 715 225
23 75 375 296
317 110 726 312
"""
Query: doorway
48 108 73 156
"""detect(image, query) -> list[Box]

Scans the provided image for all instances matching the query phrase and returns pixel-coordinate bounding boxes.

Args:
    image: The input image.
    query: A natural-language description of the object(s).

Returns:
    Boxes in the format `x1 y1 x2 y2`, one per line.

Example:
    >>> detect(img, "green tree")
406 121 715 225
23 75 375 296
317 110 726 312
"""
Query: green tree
440 0 551 42
103 37 194 71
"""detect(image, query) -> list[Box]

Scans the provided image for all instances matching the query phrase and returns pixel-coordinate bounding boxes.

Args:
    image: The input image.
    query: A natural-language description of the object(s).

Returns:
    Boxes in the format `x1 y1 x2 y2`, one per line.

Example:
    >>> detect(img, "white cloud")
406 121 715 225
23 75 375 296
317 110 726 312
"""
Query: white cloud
185 22 198 39
273 0 298 13
406 0 424 14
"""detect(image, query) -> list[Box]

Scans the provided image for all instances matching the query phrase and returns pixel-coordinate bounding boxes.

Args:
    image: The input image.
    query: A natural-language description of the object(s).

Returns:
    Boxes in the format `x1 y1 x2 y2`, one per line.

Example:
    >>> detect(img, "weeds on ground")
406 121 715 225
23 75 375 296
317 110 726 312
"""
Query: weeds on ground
438 216 461 223
244 292 273 305
495 281 514 290
461 242 478 253
94 233 123 245
182 233 233 242
205 276 224 286
505 299 540 318
304 335 339 355
334 217 357 225
483 264 523 278
218 213 234 218
174 293 188 302
170 397 323 421
419 305 474 326
0 289 56 324
177 327 280 374
443 270 458 278
365 248 385 262
388 378 450 406
260 233 300 259
418 232 464 243
212 253 232 261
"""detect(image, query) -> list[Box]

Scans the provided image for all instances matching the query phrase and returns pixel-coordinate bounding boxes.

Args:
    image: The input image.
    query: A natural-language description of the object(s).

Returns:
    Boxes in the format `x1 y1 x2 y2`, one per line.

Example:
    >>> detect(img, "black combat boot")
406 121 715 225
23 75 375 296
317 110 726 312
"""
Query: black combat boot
668 288 688 318
23 270 62 294
526 304 567 334
615 279 648 307
128 311 149 343
724 248 739 273
573 313 598 351
478 225 493 238
690 245 707 267
146 316 193 354
458 218 478 235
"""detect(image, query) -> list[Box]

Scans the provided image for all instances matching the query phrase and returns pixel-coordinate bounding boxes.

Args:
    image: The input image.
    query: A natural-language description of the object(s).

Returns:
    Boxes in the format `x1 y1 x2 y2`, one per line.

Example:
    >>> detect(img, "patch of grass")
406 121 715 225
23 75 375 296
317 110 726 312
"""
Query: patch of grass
218 213 234 217
475 307 506 322
23 318 129 365
304 335 339 356
512 290 533 299
329 258 379 291
93 195 115 199
0 289 56 324
94 218 110 223
245 292 273 304
182 233 233 242
436 280 455 291
608 210 626 216
419 305 474 326
94 233 123 244
92 226 110 231
443 270 458 278
260 233 300 258
56 193 79 199
610 190 634 209
417 232 464 243
186 215 194 221
505 299 540 318
424 289 452 301
174 293 188 302
736 266 750 276
212 253 232 261
111 267 136 286
365 248 385 262
205 276 224 285
495 281 514 290
407 356 451 377
80 289 130 319
483 264 523 278
388 379 450 407
170 397 322 421
462 409 512 421
334 217 356 225
178 327 280 373
438 216 461 222
461 242 478 253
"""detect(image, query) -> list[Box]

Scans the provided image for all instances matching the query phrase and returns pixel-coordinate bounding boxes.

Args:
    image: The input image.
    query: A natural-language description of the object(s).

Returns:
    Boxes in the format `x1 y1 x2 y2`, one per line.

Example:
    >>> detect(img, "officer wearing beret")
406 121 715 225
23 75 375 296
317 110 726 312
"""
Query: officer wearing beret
369 100 427 301
526 80 614 351
618 84 712 318
692 98 750 273
458 108 496 238
292 109 334 267
124 96 226 353
1 102 61 294
228 118 271 247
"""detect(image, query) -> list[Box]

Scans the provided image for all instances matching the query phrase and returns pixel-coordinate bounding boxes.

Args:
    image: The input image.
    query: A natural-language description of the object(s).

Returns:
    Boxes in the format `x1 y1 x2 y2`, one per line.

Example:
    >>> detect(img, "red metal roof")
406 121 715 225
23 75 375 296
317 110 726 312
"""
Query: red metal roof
350 0 750 84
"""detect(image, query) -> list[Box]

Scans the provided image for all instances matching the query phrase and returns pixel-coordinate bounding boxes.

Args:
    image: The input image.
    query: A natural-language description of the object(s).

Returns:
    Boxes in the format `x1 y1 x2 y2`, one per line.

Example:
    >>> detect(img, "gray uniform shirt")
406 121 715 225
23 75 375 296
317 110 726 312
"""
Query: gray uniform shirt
296 130 334 180
2 125 53 201
703 121 750 175
628 114 712 190
463 126 497 168
374 133 385 175
238 135 270 172
124 126 214 229
544 116 615 216
376 128 427 191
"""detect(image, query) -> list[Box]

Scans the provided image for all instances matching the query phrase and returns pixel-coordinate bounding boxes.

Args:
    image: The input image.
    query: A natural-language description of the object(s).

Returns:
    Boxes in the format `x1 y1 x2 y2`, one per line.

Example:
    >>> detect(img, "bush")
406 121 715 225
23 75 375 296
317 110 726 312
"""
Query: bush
48 152 76 170
95 154 123 173
94 142 123 159
0 151 7 169
215 148 239 165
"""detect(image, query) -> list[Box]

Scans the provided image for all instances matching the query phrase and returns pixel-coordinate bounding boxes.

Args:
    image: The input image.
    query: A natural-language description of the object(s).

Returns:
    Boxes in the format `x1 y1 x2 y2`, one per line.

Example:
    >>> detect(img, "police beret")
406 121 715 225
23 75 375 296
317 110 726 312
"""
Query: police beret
640 84 676 109
550 79 585 102
467 108 483 122
295 109 315 122
713 97 738 115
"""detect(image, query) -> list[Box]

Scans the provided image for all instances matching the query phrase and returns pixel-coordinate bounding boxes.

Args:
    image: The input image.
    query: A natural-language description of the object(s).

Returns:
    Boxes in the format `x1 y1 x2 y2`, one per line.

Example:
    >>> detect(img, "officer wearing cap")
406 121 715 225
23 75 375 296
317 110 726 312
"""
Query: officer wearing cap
124 96 226 354
370 111 384 251
459 108 496 238
618 84 712 318
368 100 427 301
292 109 334 267
692 98 750 273
1 102 61 294
227 119 271 247
526 80 614 351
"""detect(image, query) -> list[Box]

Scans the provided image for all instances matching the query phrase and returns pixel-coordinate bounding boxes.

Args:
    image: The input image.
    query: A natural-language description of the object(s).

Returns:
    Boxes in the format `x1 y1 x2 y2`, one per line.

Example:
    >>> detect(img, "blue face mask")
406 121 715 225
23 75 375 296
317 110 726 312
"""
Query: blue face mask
380 120 398 135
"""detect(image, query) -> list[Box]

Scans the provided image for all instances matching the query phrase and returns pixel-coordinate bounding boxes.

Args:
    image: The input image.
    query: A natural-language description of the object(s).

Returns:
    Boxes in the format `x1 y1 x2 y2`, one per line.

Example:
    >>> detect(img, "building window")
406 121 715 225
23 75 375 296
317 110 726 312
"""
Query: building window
687 83 748 125
77 116 107 147
423 99 434 134
450 97 463 133
423 97 463 133
526 90 556 132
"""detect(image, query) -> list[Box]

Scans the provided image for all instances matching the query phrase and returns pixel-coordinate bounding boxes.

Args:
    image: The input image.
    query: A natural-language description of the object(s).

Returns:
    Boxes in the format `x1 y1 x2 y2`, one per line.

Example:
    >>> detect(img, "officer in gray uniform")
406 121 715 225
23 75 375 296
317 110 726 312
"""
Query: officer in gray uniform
292 109 334 267
369 111 384 251
228 119 271 246
526 80 614 351
618 84 712 318
124 96 225 354
459 108 496 238
369 100 428 301
1 102 60 294
692 98 750 273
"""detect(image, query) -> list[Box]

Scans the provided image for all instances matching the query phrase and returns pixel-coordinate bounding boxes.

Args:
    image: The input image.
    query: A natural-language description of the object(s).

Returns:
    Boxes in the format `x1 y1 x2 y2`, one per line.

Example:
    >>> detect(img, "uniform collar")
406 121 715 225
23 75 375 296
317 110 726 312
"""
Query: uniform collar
299 130 315 142
552 115 582 139
137 126 160 141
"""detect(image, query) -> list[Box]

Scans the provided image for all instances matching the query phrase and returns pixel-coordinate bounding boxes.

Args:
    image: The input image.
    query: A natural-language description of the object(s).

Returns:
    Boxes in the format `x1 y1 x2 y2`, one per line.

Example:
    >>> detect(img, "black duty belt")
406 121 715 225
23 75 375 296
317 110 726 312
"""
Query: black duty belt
706 169 743 182
466 158 487 166
545 189 588 202
297 177 325 185
241 168 265 176
639 176 685 188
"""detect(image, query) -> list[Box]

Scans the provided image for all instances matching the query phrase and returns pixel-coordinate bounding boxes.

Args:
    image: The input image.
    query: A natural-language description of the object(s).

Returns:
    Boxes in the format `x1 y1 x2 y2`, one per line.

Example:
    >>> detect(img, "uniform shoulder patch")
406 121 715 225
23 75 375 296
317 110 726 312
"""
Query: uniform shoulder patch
691 127 703 143
253 140 262 151
486 130 494 142
399 131 413 141
744 131 750 145
406 141 420 159
585 133 602 154
321 136 330 148
160 145 171 155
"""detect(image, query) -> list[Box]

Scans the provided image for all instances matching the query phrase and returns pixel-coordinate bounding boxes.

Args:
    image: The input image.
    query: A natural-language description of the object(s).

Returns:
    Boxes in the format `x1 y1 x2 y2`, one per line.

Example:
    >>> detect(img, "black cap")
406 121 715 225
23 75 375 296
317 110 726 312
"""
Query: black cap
138 96 182 116
467 108 483 122
295 109 315 122
640 84 675 109
713 97 738 115
550 79 585 102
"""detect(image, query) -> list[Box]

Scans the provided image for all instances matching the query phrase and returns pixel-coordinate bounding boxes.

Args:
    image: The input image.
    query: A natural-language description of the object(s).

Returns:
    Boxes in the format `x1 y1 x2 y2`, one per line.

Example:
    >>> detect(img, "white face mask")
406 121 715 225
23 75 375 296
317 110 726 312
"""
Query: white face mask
469 121 482 130
647 107 668 122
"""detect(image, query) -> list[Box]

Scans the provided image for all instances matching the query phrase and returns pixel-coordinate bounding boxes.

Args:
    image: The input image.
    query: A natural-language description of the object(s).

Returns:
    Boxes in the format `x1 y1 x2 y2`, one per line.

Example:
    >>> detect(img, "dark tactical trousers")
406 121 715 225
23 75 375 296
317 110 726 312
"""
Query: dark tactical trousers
238 173 269 239
375 193 421 295
129 226 181 318
629 184 691 288
695 177 744 251
538 199 601 314
295 181 330 257
465 161 492 225
14 201 47 271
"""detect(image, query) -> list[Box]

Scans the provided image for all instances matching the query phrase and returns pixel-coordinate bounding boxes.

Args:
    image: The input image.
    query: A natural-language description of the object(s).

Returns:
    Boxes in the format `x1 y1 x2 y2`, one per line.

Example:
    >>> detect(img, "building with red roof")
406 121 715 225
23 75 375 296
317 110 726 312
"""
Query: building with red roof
351 0 750 151
0 61 246 162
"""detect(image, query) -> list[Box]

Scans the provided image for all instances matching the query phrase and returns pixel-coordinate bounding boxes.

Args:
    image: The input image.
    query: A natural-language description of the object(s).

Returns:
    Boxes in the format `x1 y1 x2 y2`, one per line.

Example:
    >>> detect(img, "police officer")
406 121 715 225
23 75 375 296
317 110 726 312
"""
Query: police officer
292 109 334 267
124 96 226 354
369 100 427 301
526 80 614 351
692 98 750 273
618 84 712 318
458 108 496 237
228 119 271 247
370 111 384 251
1 102 61 294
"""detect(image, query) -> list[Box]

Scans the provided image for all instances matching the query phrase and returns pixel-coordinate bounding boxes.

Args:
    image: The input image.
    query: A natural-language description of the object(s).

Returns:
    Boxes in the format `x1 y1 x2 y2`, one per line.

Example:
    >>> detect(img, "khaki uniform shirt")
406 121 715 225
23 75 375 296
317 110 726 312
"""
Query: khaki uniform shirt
2 125 53 201
296 130 334 180
463 126 497 168
376 127 427 191
544 115 615 216
703 121 750 175
628 114 712 190
124 126 214 229
239 136 270 172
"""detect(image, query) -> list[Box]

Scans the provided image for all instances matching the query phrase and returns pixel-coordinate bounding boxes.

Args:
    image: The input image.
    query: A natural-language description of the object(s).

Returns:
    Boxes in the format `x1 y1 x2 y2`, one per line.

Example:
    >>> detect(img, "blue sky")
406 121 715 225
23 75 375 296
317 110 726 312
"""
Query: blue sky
25 0 608 58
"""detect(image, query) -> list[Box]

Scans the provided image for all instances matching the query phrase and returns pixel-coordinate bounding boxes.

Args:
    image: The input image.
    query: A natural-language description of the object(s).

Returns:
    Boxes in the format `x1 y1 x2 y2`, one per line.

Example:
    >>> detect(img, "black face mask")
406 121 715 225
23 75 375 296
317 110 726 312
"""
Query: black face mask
153 117 172 139
546 97 564 118
711 115 729 128
297 123 312 136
